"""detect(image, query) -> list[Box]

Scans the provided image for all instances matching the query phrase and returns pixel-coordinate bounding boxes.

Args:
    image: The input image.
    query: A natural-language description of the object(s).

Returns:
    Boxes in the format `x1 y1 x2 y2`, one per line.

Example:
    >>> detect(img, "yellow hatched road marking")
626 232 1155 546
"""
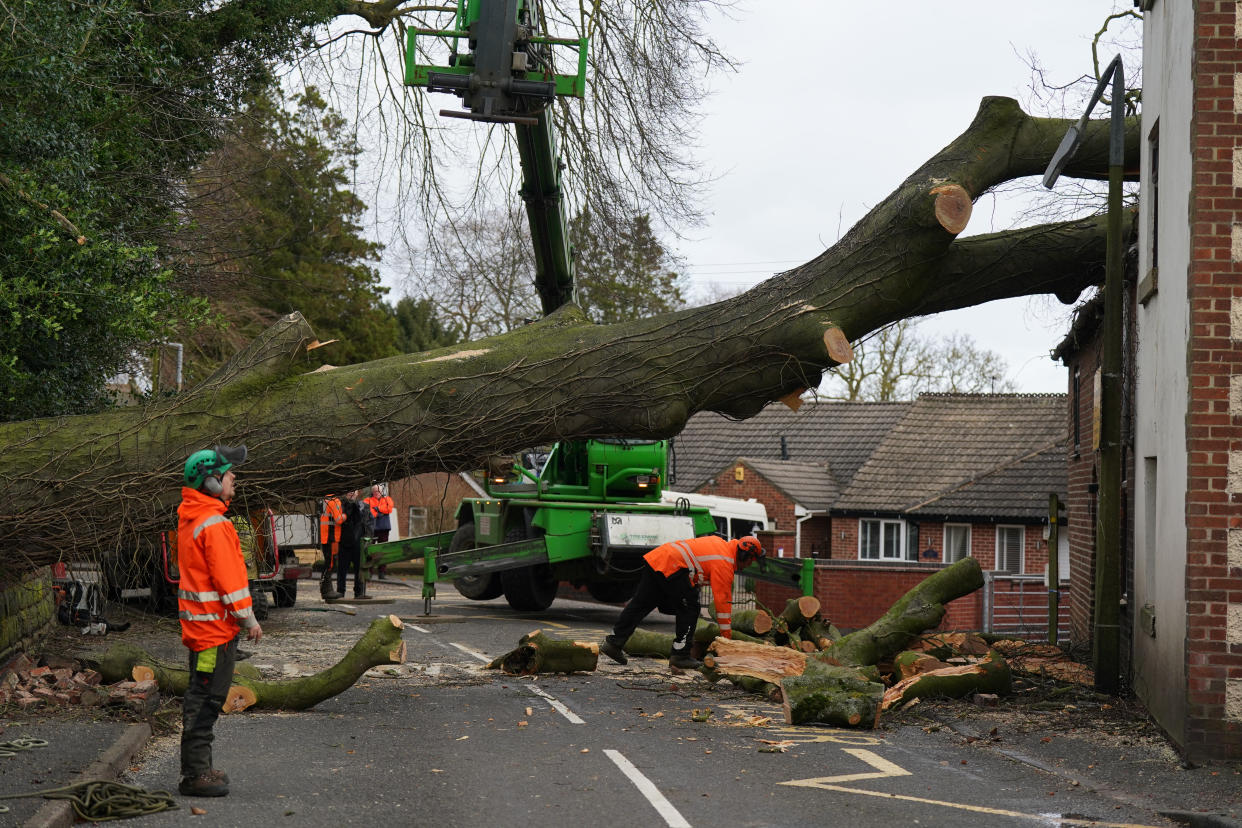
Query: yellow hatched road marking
783 748 910 784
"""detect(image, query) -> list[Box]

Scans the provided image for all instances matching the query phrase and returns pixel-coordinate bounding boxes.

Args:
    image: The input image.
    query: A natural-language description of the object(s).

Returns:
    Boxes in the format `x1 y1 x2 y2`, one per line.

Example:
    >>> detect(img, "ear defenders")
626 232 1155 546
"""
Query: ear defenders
204 474 223 496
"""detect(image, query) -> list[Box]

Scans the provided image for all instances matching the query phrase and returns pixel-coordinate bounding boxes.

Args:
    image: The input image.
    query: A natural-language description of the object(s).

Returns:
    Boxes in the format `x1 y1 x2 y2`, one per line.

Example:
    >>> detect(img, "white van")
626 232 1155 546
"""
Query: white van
660 490 768 539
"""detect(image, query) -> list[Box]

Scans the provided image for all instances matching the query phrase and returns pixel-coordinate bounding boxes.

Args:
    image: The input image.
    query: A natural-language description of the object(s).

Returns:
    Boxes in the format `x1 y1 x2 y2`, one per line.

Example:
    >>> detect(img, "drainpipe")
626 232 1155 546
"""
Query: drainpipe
793 504 816 558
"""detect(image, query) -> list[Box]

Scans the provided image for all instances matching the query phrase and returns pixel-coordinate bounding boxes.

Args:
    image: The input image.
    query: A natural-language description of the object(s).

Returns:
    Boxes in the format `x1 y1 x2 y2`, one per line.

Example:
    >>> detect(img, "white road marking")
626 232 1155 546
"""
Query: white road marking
448 642 584 723
408 624 430 633
527 684 585 724
604 749 691 828
450 642 491 662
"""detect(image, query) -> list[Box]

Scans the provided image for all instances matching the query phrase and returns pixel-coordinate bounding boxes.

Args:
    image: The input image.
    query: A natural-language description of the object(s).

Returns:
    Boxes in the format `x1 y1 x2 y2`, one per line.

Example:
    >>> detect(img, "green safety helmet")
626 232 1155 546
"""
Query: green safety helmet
183 445 248 492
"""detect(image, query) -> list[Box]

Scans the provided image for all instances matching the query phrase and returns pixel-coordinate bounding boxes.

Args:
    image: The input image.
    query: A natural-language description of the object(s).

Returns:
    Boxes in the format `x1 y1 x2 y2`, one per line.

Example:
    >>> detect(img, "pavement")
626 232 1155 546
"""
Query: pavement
3 583 1241 827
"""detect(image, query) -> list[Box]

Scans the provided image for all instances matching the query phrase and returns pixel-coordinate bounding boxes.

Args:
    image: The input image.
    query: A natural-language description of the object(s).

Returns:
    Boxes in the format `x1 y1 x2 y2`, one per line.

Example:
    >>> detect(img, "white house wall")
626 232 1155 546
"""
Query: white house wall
1135 0 1193 743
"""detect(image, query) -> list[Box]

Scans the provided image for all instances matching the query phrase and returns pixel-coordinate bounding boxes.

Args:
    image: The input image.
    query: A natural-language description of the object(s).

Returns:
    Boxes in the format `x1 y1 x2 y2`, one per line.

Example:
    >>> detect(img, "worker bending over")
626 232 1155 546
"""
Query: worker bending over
600 535 764 670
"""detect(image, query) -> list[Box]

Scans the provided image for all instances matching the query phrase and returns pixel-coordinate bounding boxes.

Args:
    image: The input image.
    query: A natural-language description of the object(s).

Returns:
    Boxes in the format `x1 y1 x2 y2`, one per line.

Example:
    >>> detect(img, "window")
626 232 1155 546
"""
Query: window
944 524 971 563
859 519 904 560
996 526 1024 573
407 506 428 536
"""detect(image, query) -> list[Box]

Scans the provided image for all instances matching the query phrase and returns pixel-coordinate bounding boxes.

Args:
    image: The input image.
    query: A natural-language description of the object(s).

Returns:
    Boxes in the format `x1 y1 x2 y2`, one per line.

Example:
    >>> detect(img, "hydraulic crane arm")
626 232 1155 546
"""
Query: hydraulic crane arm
405 0 586 314
516 115 574 313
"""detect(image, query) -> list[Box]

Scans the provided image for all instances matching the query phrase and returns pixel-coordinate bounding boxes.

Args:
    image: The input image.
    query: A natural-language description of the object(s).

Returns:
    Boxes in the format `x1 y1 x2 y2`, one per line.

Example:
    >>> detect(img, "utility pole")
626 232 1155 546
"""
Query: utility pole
1042 55 1124 694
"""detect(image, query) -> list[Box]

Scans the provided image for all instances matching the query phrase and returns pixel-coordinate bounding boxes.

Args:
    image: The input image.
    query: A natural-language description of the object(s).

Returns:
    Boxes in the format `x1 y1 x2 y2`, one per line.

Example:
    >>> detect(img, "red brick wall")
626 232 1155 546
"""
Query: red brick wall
389 473 477 537
1185 0 1242 759
1064 347 1101 649
756 563 982 633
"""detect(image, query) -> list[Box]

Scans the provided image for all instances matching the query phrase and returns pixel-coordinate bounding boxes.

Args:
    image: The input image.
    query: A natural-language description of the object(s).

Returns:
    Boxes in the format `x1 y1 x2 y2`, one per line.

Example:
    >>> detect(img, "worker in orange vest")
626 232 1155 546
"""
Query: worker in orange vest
319 494 344 600
177 444 261 798
364 484 395 578
600 535 765 670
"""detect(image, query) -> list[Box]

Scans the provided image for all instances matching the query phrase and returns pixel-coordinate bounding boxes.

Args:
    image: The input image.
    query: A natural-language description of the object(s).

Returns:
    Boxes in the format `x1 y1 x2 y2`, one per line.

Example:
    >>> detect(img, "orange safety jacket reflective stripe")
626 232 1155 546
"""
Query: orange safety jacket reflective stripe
644 535 739 638
319 497 344 544
364 495 394 518
176 487 257 652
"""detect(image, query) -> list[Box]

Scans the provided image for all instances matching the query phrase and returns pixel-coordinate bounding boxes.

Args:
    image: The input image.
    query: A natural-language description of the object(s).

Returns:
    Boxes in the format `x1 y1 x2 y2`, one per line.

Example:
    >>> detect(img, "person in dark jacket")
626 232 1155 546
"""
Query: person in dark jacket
336 489 375 599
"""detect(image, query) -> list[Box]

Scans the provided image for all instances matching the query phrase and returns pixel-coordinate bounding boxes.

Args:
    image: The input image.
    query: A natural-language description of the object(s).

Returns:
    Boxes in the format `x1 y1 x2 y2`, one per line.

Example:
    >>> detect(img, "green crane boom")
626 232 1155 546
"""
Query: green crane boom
404 0 585 314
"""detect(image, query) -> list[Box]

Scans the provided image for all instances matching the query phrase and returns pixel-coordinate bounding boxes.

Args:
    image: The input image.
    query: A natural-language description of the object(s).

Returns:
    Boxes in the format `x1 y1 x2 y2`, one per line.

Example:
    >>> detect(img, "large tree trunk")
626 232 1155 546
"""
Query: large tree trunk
95 615 406 711
0 99 1137 566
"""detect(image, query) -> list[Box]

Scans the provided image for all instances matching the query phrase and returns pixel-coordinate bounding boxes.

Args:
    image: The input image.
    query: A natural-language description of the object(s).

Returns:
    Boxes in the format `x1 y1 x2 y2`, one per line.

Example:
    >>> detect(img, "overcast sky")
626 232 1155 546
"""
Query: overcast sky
676 1 1138 394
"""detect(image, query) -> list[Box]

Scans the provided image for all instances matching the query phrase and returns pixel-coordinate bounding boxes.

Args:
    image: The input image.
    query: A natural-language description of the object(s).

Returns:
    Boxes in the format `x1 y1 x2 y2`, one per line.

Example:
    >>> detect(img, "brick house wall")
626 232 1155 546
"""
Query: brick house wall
1065 328 1103 655
389 473 478 538
696 460 832 557
1183 0 1242 757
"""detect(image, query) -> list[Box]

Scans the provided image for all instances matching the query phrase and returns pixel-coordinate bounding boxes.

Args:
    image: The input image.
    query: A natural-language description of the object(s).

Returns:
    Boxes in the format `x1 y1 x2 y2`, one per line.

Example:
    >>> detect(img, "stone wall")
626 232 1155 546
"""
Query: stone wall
0 568 54 665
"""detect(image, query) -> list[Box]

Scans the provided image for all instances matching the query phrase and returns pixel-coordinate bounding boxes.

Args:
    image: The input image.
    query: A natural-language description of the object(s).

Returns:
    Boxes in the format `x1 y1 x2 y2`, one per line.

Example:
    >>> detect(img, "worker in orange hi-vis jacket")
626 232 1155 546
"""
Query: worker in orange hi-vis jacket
176 444 261 798
364 484 395 577
599 535 765 670
319 494 344 600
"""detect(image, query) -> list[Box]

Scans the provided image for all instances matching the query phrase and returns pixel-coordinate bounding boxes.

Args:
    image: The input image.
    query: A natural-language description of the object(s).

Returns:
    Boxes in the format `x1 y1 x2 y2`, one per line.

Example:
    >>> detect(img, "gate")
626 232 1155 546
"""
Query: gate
983 571 1072 643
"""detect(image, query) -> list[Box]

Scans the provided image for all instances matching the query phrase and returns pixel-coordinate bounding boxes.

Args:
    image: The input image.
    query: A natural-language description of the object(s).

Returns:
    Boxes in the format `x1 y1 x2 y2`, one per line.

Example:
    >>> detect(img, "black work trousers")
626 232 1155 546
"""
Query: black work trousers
337 542 362 596
607 564 700 655
181 636 238 778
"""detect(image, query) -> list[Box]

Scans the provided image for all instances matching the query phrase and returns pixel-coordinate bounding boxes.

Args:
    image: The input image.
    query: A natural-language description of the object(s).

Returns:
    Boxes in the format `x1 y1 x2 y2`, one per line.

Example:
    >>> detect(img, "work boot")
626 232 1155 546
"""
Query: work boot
179 771 229 797
599 638 628 665
204 769 229 786
320 575 340 601
668 652 703 670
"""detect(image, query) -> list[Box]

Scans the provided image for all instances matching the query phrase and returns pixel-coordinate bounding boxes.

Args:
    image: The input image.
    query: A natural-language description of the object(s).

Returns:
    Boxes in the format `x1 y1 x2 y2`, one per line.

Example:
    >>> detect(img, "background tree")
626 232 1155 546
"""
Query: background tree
0 1 730 418
818 320 1018 401
416 207 542 340
178 85 400 380
571 212 688 324
393 296 461 354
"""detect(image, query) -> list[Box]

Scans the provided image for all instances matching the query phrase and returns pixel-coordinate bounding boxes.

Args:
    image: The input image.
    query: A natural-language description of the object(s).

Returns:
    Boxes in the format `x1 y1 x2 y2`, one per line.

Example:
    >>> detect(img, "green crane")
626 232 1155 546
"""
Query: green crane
405 0 586 313
381 1 814 613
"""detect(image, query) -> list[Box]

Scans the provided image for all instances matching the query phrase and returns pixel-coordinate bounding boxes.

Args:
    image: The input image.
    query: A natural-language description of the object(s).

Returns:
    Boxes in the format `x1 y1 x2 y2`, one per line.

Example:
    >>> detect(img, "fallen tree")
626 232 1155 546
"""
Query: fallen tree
94 615 406 711
0 98 1135 570
488 557 1013 727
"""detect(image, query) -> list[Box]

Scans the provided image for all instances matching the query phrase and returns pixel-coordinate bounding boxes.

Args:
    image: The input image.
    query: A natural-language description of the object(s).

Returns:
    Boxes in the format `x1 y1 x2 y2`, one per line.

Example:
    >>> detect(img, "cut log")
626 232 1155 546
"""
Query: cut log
705 638 808 685
96 614 406 711
910 631 991 659
620 623 761 659
224 685 258 713
880 649 1012 712
778 595 822 627
780 659 884 728
730 609 773 637
821 556 984 667
487 629 599 675
891 651 952 681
